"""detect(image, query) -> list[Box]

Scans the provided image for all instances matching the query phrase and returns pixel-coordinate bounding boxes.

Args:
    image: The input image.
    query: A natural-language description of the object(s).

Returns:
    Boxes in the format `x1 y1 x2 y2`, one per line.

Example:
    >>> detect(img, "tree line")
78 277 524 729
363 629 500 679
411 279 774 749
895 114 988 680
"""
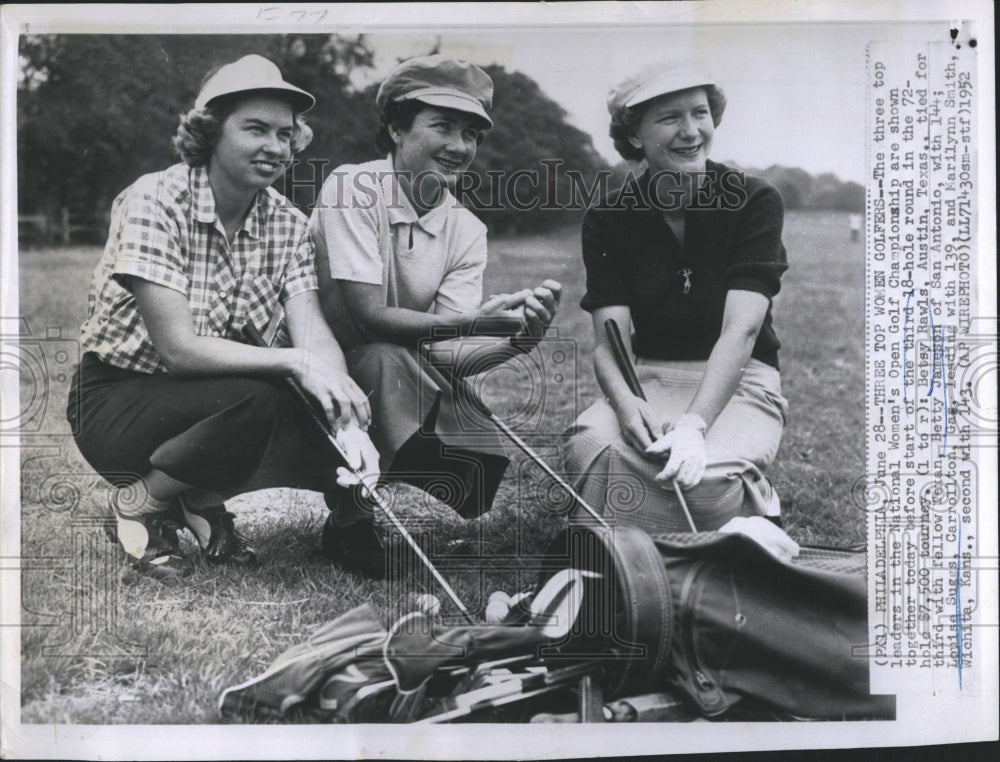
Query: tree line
744 165 865 212
17 34 862 245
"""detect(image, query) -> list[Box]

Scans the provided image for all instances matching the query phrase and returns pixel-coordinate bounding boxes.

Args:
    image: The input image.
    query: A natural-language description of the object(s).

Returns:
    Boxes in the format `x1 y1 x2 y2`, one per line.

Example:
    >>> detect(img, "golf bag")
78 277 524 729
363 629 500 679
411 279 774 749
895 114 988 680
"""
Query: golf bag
545 526 894 720
219 526 894 722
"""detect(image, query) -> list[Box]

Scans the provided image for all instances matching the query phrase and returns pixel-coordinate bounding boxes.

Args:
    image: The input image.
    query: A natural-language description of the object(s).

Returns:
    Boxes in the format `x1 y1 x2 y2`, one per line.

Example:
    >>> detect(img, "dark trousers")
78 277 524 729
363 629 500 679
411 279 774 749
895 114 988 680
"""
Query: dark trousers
343 343 510 519
67 353 343 495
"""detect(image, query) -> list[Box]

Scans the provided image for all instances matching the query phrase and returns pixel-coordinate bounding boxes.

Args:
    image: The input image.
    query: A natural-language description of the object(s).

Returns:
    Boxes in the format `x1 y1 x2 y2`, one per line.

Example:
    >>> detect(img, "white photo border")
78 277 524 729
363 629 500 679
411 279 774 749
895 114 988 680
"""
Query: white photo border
1 2 995 759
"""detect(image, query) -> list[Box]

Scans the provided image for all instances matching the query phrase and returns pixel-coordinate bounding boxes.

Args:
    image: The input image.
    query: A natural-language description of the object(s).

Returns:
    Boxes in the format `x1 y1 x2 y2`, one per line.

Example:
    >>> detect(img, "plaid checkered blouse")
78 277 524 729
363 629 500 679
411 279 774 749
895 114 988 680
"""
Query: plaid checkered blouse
79 163 318 374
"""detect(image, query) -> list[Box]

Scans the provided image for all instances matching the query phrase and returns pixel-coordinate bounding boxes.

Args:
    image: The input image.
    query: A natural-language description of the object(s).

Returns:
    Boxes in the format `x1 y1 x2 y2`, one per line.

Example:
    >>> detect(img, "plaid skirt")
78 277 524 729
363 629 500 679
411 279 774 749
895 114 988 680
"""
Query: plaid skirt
562 358 787 533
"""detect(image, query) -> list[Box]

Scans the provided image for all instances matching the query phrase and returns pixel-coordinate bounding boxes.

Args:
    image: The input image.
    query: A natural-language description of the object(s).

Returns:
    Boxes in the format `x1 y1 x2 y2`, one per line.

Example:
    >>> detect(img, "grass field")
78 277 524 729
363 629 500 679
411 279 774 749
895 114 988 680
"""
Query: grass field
15 209 866 723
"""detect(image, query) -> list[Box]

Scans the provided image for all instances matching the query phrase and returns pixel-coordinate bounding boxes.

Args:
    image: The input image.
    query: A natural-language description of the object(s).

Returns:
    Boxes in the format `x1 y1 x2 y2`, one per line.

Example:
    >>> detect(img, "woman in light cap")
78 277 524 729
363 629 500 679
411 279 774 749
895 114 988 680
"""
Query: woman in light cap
68 55 378 579
311 54 562 578
563 61 789 533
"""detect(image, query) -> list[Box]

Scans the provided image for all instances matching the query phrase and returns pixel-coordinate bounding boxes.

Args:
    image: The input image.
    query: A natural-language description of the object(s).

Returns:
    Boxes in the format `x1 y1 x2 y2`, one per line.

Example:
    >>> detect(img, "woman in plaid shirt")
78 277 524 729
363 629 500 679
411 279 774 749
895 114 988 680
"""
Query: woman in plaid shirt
67 56 378 580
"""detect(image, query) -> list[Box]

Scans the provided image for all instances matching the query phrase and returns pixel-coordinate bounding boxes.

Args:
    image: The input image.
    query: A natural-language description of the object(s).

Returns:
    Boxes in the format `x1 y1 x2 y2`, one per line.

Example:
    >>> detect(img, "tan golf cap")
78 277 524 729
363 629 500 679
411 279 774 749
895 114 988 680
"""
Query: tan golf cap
608 61 716 117
195 54 316 113
376 54 493 128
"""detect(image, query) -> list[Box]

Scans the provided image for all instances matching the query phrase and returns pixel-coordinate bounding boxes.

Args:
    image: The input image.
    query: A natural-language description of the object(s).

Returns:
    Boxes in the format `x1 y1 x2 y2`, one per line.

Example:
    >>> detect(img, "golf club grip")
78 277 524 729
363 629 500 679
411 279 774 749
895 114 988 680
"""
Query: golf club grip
241 323 335 434
417 346 493 419
604 320 696 529
604 319 646 401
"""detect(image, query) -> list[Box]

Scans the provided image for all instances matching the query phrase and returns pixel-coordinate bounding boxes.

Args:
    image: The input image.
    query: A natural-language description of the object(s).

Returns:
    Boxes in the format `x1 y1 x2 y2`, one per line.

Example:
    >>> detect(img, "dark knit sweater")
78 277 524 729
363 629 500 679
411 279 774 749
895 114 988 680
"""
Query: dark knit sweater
580 160 788 369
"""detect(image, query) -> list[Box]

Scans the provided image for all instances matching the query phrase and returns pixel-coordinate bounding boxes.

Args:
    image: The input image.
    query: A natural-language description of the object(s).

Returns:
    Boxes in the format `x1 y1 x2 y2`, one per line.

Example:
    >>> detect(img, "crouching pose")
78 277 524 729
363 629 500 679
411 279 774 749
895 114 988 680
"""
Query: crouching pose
563 61 789 533
68 55 378 580
310 55 562 578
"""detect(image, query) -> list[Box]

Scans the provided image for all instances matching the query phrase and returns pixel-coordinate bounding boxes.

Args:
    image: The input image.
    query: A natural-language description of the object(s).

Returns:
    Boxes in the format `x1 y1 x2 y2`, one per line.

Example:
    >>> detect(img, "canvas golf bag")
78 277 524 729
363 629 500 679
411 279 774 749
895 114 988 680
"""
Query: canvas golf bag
219 526 894 722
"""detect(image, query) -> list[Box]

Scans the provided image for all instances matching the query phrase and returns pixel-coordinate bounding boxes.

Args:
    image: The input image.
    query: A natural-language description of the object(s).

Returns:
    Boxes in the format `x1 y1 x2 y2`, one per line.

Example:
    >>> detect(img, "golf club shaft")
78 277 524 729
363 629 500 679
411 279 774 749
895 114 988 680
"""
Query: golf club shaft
241 324 475 625
604 320 698 533
418 346 611 530
488 415 610 531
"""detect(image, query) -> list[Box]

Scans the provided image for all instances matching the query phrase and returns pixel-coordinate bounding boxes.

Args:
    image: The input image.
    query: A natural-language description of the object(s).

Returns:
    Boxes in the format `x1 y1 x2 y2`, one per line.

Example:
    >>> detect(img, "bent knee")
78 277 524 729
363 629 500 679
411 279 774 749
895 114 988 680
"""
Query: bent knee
224 378 296 434
348 342 416 382
562 431 632 477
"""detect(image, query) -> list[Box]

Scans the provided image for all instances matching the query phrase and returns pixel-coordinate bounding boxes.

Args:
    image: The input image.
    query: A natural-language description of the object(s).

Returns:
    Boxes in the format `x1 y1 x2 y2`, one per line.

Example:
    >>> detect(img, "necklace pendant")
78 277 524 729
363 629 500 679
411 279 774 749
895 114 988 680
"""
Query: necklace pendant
679 268 693 294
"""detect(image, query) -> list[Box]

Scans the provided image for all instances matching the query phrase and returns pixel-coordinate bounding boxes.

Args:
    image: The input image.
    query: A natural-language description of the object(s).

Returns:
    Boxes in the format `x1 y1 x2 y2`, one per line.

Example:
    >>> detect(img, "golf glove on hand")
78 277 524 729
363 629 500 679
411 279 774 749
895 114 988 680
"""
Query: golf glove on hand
646 413 707 489
335 424 381 494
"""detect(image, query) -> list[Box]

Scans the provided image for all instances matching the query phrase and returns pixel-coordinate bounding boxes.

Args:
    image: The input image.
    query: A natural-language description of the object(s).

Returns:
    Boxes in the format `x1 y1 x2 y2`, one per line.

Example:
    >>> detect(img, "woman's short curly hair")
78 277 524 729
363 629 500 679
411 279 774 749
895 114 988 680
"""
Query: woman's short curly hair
374 99 487 155
172 92 314 167
609 84 726 162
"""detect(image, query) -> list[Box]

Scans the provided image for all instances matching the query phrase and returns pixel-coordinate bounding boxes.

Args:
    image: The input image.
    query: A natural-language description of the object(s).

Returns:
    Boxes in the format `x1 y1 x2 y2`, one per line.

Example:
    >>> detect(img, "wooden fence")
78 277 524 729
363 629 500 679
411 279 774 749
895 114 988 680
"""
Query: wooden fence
18 207 110 245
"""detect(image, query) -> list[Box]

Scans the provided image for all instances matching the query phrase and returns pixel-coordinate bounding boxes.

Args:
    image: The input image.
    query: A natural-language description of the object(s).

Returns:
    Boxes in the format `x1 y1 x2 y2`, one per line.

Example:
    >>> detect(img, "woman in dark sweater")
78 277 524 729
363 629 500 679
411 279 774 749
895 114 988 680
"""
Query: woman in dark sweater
563 62 789 533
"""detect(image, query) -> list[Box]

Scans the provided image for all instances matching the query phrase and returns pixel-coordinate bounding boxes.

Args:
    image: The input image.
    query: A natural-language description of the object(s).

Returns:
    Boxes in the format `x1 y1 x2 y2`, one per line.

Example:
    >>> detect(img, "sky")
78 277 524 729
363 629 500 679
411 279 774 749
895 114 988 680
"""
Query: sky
356 21 952 184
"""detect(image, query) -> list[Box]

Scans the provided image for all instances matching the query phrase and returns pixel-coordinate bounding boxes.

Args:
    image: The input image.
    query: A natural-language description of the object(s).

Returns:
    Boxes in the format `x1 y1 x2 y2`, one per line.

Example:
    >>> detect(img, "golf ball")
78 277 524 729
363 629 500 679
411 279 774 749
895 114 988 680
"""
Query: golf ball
485 591 511 624
412 593 441 617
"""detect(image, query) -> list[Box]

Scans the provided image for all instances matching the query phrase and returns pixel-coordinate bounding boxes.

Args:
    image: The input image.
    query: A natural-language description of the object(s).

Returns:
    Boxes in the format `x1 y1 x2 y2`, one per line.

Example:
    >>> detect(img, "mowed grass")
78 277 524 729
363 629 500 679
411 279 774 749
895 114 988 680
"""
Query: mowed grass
15 209 865 723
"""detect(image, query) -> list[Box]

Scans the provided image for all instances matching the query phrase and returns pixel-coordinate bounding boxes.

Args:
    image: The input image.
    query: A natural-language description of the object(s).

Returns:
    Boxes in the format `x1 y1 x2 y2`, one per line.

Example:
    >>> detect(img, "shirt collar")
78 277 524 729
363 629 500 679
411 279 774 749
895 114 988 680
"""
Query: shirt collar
380 155 451 237
633 159 726 213
190 164 269 240
190 165 217 224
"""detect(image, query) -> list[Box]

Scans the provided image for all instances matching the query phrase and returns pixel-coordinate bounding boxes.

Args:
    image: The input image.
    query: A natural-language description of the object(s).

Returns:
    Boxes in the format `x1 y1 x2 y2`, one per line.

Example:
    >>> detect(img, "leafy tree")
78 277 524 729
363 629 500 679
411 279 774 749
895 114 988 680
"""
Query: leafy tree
272 35 379 210
18 35 286 222
836 181 865 212
17 36 605 238
809 173 865 211
17 34 378 227
467 65 608 234
759 165 813 210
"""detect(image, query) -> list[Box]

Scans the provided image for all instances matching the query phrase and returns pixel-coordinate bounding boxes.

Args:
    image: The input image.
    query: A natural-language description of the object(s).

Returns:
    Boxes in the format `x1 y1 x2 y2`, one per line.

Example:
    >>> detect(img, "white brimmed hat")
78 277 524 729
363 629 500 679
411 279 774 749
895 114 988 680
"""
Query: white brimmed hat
608 61 716 117
195 54 315 113
376 54 493 128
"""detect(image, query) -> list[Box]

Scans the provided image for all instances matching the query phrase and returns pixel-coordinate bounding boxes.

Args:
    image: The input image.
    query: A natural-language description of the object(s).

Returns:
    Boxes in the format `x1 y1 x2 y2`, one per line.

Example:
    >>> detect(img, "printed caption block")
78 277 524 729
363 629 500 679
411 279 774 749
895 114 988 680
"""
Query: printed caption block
866 40 984 696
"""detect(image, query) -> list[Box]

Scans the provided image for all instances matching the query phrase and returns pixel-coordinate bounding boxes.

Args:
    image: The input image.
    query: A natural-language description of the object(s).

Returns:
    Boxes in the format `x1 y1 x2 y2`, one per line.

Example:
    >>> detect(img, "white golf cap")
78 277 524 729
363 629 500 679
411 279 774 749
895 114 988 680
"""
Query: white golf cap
608 61 717 117
195 54 316 113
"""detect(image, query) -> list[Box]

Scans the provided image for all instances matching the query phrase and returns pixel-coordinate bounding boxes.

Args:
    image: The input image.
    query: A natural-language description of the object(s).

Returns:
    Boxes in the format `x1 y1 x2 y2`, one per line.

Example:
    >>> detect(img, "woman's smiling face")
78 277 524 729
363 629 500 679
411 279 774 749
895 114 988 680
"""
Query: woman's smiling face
629 87 714 175
390 105 482 210
210 94 294 193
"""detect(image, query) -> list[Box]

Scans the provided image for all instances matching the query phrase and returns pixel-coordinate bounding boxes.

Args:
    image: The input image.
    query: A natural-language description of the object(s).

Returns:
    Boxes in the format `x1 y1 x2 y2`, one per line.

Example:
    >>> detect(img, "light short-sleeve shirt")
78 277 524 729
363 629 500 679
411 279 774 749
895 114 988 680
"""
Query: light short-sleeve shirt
79 163 317 374
309 157 487 350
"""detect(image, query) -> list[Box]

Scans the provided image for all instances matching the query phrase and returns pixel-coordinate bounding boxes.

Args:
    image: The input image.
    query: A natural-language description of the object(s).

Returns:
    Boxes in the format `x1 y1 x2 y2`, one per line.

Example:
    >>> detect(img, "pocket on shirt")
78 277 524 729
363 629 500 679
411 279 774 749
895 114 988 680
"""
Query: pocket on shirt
241 275 281 337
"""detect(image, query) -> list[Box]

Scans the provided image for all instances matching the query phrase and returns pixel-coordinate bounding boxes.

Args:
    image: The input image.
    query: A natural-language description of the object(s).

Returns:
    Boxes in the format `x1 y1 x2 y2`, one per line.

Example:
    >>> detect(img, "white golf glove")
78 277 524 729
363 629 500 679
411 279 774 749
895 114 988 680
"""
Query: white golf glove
645 413 708 489
334 424 380 494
